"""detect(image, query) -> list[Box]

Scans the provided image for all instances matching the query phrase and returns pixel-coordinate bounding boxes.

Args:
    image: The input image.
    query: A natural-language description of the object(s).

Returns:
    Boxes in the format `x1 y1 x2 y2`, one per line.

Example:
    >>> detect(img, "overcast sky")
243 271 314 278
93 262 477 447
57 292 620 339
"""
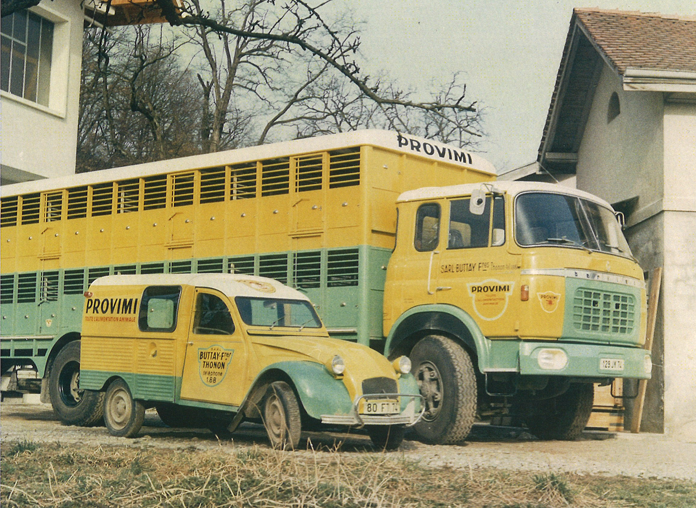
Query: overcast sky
345 0 696 173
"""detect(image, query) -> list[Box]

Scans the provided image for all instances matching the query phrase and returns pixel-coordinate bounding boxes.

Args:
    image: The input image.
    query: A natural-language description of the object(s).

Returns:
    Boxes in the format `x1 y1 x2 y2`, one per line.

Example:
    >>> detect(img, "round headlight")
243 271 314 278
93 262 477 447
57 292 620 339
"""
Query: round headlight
537 349 568 370
331 355 346 375
393 356 412 374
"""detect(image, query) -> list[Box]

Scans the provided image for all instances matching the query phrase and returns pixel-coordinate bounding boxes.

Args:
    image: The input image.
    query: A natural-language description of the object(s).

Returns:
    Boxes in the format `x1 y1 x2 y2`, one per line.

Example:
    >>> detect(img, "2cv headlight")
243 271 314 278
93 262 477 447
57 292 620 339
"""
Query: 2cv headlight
329 354 346 376
393 356 412 375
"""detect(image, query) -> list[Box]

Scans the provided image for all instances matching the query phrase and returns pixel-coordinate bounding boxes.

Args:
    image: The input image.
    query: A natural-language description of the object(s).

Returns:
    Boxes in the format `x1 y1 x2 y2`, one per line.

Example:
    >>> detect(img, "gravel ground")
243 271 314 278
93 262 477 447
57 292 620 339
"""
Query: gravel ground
2 398 696 481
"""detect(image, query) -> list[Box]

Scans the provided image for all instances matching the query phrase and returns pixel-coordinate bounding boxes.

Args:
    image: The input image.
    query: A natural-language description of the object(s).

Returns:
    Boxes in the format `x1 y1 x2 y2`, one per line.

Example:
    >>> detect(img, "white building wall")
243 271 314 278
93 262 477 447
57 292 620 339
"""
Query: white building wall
576 66 664 225
1 0 83 183
576 64 669 433
662 102 696 440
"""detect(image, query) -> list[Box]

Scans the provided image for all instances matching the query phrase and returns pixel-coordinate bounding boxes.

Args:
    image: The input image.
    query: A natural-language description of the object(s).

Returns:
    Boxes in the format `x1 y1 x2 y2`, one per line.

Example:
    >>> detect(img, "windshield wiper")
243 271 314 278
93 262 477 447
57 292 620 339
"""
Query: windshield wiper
298 317 318 332
268 316 285 330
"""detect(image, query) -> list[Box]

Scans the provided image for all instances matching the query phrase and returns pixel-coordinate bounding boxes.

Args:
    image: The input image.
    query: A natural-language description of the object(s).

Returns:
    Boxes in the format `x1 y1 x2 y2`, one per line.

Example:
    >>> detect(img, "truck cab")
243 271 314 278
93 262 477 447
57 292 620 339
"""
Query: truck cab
79 274 421 449
384 181 652 443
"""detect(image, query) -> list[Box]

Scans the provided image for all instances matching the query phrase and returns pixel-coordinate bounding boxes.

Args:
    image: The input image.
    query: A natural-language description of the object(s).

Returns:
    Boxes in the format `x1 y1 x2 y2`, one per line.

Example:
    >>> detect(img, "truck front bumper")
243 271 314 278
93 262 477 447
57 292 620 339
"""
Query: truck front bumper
517 341 652 379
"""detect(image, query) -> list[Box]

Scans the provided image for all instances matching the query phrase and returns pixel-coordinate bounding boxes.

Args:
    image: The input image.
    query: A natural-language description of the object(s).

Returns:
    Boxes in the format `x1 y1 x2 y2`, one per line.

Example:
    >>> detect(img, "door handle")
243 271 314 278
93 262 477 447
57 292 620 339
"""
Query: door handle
427 251 440 295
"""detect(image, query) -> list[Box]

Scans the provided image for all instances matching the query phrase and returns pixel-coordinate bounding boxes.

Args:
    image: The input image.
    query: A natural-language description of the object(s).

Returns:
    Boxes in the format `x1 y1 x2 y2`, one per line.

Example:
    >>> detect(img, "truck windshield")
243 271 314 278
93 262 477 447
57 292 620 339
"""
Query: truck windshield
235 297 322 330
515 192 632 258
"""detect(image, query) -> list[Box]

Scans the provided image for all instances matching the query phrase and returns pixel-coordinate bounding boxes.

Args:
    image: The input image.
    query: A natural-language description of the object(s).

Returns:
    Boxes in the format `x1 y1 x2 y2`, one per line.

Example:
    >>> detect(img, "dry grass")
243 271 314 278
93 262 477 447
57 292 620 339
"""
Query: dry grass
2 439 695 507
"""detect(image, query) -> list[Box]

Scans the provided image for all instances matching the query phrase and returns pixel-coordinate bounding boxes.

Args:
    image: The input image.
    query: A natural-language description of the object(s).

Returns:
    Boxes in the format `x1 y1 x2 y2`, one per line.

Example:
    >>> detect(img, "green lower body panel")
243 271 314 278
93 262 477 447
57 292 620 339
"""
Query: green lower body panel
81 370 177 402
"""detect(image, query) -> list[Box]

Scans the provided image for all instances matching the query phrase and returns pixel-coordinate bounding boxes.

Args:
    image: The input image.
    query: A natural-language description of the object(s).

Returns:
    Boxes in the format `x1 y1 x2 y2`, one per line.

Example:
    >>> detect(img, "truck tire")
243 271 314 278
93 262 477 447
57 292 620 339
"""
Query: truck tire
49 341 104 427
522 383 594 440
410 335 477 444
367 425 405 451
263 381 301 449
103 378 145 438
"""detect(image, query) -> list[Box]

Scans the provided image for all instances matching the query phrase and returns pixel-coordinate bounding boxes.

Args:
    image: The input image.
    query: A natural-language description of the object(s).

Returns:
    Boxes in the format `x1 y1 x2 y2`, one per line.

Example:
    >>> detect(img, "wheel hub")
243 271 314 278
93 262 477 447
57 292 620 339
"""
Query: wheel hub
415 361 443 421
108 390 131 428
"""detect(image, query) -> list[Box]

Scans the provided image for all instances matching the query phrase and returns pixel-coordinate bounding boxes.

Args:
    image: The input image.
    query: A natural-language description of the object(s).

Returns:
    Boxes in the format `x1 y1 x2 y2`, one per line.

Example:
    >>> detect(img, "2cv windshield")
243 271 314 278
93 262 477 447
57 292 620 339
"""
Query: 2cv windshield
515 192 632 258
235 297 322 329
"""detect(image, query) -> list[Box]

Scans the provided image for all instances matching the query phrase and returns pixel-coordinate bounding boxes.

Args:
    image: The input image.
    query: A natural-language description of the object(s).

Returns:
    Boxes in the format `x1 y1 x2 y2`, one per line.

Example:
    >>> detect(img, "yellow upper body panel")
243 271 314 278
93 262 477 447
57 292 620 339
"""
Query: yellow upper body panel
80 274 405 408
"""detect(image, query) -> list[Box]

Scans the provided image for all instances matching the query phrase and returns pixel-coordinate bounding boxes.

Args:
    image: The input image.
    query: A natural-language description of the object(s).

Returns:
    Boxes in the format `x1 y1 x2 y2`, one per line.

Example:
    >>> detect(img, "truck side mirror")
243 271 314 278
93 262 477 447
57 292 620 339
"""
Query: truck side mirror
470 188 486 216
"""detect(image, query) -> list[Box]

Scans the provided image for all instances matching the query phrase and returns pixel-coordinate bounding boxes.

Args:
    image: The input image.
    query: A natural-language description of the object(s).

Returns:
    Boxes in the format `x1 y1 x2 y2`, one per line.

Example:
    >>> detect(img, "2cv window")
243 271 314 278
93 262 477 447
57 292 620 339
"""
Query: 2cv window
193 292 235 335
138 286 181 332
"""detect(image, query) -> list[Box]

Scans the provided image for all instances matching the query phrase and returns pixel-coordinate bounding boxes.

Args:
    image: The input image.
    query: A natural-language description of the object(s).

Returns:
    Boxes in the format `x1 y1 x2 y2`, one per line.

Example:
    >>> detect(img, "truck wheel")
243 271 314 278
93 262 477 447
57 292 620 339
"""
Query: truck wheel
410 335 477 444
49 341 104 426
367 425 405 451
262 381 301 449
103 379 145 438
522 383 594 440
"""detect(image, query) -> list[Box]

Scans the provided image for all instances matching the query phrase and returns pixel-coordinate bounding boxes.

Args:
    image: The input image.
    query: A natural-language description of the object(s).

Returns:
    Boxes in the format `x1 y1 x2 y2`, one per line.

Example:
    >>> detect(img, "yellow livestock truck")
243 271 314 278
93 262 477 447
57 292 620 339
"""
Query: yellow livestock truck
0 130 651 444
78 273 421 449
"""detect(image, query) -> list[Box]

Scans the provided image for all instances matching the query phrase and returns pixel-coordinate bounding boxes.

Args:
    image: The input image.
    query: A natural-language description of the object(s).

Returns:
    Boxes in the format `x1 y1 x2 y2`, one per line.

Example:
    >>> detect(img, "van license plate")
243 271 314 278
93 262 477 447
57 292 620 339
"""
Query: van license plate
600 358 624 371
363 400 399 415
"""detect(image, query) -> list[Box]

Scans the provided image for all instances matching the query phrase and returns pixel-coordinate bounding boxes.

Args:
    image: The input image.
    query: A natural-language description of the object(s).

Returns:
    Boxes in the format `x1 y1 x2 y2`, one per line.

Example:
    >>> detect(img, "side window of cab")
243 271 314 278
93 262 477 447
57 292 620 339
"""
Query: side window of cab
447 195 505 249
139 286 182 332
414 203 441 252
193 292 235 335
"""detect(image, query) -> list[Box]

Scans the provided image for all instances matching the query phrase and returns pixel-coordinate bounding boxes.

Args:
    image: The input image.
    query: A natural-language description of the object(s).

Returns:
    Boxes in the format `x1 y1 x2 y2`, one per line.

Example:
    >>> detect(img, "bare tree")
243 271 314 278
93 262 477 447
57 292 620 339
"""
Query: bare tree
77 26 204 172
77 0 483 172
165 0 482 146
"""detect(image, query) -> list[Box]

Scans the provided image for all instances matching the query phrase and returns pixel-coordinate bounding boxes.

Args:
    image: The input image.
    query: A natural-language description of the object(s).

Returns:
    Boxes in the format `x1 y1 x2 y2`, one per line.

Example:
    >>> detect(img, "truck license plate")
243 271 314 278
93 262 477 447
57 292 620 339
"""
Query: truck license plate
600 358 624 371
363 399 399 415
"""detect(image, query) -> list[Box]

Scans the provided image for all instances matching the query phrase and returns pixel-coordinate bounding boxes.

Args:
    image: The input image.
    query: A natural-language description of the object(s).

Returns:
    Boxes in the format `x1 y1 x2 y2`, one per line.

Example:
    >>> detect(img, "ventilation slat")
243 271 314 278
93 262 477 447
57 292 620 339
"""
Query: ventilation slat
1 197 19 227
329 148 360 188
67 187 88 219
200 167 226 204
327 249 359 287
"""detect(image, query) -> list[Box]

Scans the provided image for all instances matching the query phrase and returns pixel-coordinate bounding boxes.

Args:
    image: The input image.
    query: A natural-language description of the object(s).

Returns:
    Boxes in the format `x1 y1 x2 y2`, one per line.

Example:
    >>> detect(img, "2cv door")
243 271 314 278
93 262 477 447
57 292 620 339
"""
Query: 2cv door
180 288 250 406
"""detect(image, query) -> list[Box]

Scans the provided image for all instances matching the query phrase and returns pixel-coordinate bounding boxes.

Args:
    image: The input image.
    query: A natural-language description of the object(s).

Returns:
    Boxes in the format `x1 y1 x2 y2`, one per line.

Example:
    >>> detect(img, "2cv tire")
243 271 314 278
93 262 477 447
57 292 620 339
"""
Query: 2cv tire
49 341 105 426
263 381 302 449
103 379 145 438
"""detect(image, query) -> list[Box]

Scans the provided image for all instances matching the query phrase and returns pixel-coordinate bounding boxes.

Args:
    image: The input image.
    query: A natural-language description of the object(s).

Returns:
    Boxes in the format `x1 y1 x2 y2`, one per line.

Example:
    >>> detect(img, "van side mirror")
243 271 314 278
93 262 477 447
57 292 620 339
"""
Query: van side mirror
470 188 486 215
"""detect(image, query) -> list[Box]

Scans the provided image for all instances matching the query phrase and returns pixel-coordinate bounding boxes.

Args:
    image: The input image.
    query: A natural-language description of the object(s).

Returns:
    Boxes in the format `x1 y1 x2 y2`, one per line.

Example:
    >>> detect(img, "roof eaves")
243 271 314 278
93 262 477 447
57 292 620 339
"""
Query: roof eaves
622 68 696 92
574 17 624 77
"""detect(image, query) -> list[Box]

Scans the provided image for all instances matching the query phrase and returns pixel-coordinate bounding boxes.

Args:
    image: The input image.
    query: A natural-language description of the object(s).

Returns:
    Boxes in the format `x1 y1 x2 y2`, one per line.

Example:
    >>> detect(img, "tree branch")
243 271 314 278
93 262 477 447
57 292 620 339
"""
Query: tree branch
154 0 476 115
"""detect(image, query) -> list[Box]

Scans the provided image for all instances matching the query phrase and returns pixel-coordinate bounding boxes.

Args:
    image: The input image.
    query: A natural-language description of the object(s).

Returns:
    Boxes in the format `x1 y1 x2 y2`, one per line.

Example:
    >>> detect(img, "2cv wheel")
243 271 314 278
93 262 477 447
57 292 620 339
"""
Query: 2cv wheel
263 381 302 449
103 379 145 438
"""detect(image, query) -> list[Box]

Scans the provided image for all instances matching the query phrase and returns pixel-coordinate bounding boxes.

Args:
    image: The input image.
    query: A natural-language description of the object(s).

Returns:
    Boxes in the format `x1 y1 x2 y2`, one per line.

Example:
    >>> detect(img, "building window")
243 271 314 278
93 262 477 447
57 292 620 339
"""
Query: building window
607 92 620 123
1 10 54 106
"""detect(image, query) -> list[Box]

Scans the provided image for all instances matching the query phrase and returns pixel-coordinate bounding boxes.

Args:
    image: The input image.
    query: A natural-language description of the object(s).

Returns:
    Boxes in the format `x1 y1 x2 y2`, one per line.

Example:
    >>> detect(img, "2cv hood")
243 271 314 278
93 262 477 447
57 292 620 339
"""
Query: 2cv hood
249 333 403 399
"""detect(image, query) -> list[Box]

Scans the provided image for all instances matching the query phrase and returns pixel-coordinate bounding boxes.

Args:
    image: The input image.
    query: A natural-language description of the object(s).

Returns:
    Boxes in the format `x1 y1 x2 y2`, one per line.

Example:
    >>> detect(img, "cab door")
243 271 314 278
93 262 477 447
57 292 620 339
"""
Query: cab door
411 202 444 300
384 202 442 326
180 289 249 407
436 195 517 337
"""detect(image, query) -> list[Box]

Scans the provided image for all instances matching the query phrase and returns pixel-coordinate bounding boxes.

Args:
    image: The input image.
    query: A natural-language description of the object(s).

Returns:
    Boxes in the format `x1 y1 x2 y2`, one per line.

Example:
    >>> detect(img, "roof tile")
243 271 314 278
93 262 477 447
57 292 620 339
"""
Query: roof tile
575 9 696 74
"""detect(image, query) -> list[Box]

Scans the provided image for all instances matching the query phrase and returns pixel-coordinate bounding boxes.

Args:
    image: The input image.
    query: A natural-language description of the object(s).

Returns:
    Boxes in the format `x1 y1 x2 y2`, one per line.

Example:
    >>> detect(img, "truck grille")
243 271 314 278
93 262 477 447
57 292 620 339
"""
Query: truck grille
572 288 635 334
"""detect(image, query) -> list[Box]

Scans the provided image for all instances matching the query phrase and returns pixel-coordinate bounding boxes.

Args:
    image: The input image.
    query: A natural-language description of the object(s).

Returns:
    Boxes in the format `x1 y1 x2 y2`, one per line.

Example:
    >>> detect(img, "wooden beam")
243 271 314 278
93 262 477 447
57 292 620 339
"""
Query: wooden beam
631 266 662 433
